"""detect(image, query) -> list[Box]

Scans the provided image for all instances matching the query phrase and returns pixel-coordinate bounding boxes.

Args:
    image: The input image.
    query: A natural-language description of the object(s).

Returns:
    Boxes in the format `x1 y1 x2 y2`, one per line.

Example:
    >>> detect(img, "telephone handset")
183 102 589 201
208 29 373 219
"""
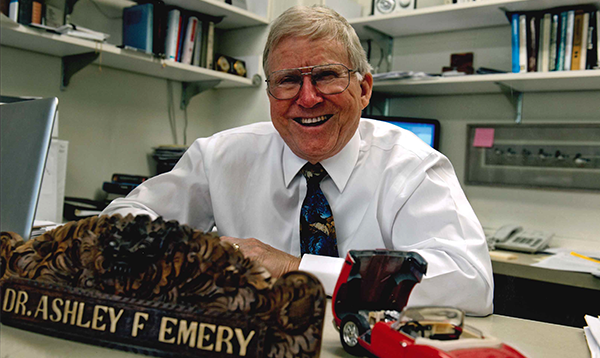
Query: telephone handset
491 225 553 253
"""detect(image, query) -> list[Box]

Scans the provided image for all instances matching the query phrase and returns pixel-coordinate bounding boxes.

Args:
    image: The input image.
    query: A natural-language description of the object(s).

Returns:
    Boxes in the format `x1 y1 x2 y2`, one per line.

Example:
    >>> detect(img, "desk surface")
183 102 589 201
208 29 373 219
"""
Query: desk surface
489 235 600 291
1 300 589 358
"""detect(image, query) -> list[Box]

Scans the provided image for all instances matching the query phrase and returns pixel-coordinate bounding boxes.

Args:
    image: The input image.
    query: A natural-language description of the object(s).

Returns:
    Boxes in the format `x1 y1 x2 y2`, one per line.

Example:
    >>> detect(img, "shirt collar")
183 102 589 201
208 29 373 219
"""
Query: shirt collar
283 128 360 192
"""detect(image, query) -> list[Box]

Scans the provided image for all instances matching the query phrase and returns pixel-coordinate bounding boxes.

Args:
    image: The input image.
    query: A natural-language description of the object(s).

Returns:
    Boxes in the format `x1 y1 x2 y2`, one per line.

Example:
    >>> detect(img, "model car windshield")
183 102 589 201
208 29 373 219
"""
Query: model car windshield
392 307 465 340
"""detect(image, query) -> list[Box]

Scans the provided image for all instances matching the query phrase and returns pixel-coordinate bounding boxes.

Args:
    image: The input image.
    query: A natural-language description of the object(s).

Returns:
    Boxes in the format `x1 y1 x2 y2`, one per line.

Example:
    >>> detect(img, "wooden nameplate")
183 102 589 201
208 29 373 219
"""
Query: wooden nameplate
1 214 326 358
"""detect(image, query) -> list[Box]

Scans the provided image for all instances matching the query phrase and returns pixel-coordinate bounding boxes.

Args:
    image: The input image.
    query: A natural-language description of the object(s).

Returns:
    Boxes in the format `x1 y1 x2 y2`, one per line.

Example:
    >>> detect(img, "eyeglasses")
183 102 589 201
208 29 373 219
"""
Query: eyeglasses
266 63 358 100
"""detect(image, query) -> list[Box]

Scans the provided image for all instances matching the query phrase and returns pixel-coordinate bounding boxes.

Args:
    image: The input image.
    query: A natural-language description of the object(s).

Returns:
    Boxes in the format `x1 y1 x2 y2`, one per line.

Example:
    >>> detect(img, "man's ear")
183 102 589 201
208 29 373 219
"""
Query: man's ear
360 73 373 110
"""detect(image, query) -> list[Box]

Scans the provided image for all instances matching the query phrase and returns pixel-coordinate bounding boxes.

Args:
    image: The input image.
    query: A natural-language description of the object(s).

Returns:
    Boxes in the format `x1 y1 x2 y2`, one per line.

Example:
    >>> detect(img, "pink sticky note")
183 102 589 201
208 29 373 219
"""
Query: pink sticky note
473 128 495 148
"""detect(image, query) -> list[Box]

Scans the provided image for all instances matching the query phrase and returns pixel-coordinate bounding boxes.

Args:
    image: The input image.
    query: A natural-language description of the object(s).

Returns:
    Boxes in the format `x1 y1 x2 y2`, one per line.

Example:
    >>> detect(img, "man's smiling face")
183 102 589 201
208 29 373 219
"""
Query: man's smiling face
267 36 372 164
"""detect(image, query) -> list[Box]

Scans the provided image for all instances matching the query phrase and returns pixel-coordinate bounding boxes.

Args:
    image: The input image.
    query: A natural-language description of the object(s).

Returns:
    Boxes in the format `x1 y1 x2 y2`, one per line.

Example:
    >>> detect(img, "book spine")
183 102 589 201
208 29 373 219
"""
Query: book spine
164 9 180 61
597 10 600 68
537 15 545 72
527 14 538 72
556 11 568 71
192 20 203 66
8 0 18 21
579 12 589 70
152 0 166 56
541 13 551 72
511 13 520 73
570 10 583 71
17 0 32 25
549 13 559 71
205 20 215 69
146 5 154 53
180 16 198 65
519 14 527 72
175 13 186 62
589 10 598 69
563 10 574 70
30 0 41 24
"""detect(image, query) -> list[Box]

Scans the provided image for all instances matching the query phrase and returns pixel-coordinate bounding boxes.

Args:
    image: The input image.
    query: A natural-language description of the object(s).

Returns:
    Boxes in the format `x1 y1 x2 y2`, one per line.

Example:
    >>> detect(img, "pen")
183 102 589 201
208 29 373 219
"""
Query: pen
570 251 600 265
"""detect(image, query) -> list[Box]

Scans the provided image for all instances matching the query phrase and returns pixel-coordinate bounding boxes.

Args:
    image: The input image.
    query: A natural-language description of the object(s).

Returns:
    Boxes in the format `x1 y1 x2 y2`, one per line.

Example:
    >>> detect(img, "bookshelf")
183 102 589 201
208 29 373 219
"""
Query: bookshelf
0 0 268 89
372 70 600 95
349 0 599 38
349 0 600 98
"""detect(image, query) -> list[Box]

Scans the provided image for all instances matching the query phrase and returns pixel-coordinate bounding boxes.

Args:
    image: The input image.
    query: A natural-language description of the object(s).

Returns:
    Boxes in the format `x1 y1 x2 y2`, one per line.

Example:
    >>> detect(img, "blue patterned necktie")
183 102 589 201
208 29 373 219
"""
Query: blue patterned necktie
299 163 338 257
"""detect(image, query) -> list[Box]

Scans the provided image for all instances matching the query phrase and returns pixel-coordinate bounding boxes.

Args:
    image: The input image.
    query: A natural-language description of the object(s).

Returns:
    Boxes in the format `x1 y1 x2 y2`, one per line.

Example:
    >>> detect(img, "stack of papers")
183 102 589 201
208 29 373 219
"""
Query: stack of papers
372 71 435 81
585 315 600 358
531 248 600 276
29 23 110 42
31 220 61 237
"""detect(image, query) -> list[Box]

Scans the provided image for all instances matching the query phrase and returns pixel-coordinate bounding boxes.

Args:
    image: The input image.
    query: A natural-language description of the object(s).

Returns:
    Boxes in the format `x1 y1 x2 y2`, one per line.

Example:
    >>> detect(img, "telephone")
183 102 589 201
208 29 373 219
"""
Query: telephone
491 225 553 254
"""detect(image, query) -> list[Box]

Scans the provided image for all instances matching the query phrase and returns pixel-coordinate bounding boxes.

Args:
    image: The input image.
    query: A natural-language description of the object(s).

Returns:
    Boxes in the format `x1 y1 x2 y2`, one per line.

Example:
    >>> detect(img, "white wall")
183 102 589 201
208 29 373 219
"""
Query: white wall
385 26 600 241
0 45 227 200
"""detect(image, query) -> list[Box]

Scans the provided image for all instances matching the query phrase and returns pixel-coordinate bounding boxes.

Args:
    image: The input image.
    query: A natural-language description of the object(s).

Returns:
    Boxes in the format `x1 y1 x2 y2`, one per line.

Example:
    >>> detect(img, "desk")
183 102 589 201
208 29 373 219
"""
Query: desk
488 236 600 327
1 300 589 358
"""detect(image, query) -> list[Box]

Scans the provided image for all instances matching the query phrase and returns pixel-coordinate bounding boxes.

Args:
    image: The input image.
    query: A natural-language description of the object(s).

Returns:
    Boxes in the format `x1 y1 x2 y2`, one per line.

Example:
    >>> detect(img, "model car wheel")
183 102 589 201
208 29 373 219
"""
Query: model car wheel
340 314 370 356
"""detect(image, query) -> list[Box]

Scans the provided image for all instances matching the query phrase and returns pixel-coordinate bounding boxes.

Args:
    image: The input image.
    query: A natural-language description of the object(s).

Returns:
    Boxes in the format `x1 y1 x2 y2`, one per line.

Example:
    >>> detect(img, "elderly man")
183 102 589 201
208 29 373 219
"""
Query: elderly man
102 5 493 315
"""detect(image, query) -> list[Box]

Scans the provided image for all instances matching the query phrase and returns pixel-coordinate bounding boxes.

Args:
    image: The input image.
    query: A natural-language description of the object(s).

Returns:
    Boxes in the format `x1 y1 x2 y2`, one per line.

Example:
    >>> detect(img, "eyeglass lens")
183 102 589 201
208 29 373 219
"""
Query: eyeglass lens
268 64 352 100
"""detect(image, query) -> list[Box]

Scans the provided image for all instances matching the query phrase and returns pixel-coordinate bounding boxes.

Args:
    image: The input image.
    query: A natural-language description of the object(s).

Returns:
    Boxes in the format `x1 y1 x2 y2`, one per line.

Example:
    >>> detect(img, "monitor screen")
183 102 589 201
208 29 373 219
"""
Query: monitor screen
365 115 441 150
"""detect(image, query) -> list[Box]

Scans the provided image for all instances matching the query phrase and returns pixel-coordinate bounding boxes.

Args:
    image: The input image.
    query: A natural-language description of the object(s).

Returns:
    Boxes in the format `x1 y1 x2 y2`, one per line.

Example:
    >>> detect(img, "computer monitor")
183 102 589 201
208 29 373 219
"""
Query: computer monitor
365 115 441 150
0 97 58 240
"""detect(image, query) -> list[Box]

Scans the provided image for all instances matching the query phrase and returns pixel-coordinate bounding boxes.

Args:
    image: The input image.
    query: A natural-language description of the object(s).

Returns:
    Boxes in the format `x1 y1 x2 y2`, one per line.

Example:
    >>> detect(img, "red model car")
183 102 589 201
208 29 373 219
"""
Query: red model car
332 250 528 358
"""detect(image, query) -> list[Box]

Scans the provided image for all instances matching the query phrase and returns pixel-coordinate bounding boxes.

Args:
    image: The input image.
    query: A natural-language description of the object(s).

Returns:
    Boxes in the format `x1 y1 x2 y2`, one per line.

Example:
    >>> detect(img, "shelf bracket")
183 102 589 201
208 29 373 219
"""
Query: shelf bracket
363 25 393 74
495 82 523 124
181 80 221 110
61 52 99 90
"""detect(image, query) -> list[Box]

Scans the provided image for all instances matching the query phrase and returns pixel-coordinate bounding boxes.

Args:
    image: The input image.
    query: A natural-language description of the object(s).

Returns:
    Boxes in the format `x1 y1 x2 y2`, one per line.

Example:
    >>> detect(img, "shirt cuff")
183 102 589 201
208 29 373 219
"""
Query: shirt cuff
298 254 345 296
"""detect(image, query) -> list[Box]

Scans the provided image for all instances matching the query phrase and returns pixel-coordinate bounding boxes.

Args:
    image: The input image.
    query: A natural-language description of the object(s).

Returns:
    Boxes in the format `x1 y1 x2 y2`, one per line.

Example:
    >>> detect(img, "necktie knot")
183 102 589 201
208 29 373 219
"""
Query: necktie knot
300 163 327 185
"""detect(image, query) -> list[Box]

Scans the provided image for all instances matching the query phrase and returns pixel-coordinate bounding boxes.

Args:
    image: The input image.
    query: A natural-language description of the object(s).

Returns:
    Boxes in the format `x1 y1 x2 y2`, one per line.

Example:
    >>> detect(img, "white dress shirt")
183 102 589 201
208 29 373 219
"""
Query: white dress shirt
102 118 494 315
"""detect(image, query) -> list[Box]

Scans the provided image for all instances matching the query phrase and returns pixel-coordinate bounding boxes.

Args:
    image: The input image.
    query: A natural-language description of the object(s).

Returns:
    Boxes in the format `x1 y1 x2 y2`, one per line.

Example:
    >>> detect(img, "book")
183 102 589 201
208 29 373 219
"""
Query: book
570 10 584 70
579 12 589 70
511 13 520 73
588 10 598 69
30 0 40 24
180 16 198 64
527 14 538 72
519 14 527 72
175 11 188 62
191 20 203 66
152 0 167 56
44 0 65 28
556 11 568 71
8 0 18 21
549 13 559 71
563 10 575 70
540 13 551 72
122 3 154 54
596 10 600 68
164 8 181 61
17 0 32 25
205 20 215 69
537 14 545 72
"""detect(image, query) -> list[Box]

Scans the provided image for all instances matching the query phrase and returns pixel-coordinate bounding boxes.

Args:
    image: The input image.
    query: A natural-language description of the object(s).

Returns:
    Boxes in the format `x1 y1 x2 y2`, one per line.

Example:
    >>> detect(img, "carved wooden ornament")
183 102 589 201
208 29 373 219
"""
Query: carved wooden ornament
0 214 326 358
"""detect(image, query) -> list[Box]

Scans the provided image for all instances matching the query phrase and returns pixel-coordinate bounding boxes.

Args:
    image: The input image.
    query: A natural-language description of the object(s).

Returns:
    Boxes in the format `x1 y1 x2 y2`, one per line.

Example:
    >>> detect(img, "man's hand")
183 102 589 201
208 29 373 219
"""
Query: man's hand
220 236 301 278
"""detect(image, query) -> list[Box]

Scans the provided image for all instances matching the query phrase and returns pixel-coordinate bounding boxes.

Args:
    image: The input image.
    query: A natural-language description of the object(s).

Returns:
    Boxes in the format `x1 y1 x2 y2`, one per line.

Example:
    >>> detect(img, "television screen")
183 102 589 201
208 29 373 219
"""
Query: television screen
365 115 441 150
